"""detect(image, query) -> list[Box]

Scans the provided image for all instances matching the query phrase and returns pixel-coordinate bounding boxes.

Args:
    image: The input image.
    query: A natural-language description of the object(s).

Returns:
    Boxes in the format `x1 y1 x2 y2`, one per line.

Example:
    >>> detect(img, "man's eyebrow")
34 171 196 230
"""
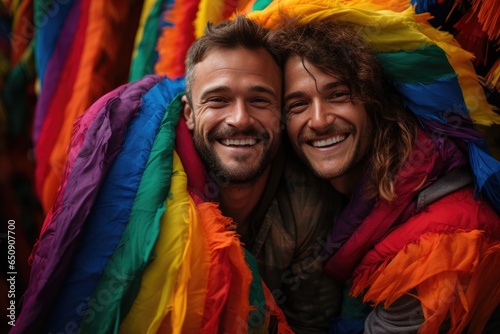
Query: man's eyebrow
249 85 279 99
284 91 305 103
284 80 347 102
199 86 231 101
321 80 347 91
199 85 278 101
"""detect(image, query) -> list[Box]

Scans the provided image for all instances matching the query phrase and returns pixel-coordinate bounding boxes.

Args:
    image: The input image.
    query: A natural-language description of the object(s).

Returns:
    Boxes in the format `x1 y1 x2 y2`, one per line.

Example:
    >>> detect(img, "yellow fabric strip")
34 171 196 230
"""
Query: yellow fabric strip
195 0 225 38
120 151 193 333
485 58 500 91
249 0 433 52
417 21 500 125
166 192 210 333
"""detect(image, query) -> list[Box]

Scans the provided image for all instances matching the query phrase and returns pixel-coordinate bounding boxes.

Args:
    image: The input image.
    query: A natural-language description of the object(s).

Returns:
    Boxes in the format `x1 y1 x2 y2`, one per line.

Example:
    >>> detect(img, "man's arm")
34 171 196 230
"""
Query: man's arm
364 294 426 334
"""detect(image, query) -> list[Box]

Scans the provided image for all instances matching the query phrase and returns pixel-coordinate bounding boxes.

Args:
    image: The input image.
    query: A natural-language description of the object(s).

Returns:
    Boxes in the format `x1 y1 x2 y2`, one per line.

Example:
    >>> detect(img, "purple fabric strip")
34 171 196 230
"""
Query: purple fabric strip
420 113 483 144
322 174 375 259
33 2 81 142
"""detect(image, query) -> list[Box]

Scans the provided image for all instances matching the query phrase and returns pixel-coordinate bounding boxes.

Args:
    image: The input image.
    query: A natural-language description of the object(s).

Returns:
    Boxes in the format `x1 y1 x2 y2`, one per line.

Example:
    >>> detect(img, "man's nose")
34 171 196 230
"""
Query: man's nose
308 100 335 130
226 100 254 128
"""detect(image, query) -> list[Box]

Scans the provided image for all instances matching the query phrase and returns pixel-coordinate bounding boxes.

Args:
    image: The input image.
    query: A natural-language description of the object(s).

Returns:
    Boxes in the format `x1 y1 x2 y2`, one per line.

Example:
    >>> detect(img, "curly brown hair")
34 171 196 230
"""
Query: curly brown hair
270 17 418 201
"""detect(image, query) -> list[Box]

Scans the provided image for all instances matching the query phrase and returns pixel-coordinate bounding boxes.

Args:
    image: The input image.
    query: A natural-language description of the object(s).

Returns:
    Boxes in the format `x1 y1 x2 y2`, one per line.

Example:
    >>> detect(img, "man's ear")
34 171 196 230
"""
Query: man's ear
182 95 195 130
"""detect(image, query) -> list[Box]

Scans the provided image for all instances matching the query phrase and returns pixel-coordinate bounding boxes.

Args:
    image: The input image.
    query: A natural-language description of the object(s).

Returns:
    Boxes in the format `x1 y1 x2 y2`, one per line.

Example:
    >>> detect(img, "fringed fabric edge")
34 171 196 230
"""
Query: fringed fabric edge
352 230 500 333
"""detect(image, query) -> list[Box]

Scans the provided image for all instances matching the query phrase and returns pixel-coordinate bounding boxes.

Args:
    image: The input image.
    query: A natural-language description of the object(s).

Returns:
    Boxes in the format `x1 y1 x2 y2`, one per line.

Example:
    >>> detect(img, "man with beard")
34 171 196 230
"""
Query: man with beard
181 16 342 333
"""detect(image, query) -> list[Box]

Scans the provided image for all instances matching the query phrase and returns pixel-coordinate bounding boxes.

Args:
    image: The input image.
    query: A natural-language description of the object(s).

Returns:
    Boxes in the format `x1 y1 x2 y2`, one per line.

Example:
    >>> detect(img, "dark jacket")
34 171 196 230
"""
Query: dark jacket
239 150 343 333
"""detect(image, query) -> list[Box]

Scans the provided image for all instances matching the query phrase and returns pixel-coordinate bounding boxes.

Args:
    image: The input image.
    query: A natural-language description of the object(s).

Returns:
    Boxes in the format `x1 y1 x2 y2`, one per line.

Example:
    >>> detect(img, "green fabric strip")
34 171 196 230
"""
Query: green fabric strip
129 0 165 82
376 45 456 84
245 248 267 332
81 94 183 333
252 0 274 11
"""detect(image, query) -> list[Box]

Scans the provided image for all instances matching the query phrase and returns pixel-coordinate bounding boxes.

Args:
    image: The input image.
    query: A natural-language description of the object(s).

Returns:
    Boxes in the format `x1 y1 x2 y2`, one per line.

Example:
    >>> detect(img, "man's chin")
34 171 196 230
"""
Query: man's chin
209 159 273 185
212 168 261 185
301 158 338 181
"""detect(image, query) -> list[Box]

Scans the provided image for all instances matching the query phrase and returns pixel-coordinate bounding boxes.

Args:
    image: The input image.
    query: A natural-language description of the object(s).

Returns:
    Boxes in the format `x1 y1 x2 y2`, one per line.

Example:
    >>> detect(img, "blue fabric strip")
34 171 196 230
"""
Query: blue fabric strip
396 77 468 123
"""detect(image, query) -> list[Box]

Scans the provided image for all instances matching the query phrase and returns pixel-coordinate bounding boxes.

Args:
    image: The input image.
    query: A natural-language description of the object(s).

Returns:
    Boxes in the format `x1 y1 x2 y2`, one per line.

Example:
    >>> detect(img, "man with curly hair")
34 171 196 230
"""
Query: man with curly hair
266 15 500 333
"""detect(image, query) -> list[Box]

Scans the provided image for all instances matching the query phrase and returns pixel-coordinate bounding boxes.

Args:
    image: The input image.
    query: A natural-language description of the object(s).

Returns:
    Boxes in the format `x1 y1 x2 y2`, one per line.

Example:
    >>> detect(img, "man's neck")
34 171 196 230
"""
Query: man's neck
218 167 271 233
329 161 368 198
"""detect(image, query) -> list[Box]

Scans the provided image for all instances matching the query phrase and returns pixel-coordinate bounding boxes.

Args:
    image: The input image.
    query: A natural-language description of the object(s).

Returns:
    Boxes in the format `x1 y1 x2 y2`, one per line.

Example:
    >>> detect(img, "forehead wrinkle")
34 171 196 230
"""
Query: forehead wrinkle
249 85 279 99
199 84 279 102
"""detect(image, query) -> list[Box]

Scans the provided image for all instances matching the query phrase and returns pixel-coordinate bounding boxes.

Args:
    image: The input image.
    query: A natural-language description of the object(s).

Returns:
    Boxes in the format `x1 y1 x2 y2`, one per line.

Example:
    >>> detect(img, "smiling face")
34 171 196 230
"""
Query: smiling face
284 57 372 193
183 47 282 184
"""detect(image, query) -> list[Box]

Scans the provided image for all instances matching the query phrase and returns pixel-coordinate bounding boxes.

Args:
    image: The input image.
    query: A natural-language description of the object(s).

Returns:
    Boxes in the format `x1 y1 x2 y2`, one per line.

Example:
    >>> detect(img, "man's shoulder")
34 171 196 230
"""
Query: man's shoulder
417 186 500 234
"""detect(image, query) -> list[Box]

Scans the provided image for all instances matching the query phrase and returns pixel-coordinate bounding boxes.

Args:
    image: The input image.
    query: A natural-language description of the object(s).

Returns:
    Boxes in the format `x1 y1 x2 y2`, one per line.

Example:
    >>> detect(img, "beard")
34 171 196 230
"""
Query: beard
193 125 280 185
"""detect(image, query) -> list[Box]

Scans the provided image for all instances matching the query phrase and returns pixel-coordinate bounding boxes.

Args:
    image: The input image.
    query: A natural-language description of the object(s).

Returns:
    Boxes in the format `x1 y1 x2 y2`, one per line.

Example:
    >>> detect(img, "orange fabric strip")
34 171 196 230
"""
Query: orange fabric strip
355 231 500 333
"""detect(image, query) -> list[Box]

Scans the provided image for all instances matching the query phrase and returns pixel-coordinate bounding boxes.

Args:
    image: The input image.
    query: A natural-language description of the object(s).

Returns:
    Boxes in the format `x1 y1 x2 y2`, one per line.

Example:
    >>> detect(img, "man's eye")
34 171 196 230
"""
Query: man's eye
250 97 272 107
205 97 228 107
208 97 226 102
286 101 307 114
327 91 351 103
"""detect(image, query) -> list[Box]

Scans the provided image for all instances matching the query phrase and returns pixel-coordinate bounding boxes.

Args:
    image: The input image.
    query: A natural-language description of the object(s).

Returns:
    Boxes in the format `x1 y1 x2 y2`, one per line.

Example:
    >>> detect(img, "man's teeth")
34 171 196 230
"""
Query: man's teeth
221 138 257 146
312 135 346 147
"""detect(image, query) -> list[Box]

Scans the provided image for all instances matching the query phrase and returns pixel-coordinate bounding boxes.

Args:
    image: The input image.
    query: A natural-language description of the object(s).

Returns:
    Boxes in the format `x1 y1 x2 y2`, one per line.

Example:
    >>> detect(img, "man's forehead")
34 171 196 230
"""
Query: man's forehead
196 46 275 66
191 47 282 93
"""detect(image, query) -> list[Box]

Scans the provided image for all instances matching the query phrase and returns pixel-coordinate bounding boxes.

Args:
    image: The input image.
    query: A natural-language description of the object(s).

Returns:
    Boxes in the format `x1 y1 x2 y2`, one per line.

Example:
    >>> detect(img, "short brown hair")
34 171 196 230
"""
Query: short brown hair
271 18 418 201
184 15 281 106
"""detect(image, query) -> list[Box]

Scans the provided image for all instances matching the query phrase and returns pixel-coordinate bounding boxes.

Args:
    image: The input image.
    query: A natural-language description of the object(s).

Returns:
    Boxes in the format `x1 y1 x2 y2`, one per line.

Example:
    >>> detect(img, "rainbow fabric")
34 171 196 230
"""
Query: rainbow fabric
13 75 292 333
10 0 500 333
